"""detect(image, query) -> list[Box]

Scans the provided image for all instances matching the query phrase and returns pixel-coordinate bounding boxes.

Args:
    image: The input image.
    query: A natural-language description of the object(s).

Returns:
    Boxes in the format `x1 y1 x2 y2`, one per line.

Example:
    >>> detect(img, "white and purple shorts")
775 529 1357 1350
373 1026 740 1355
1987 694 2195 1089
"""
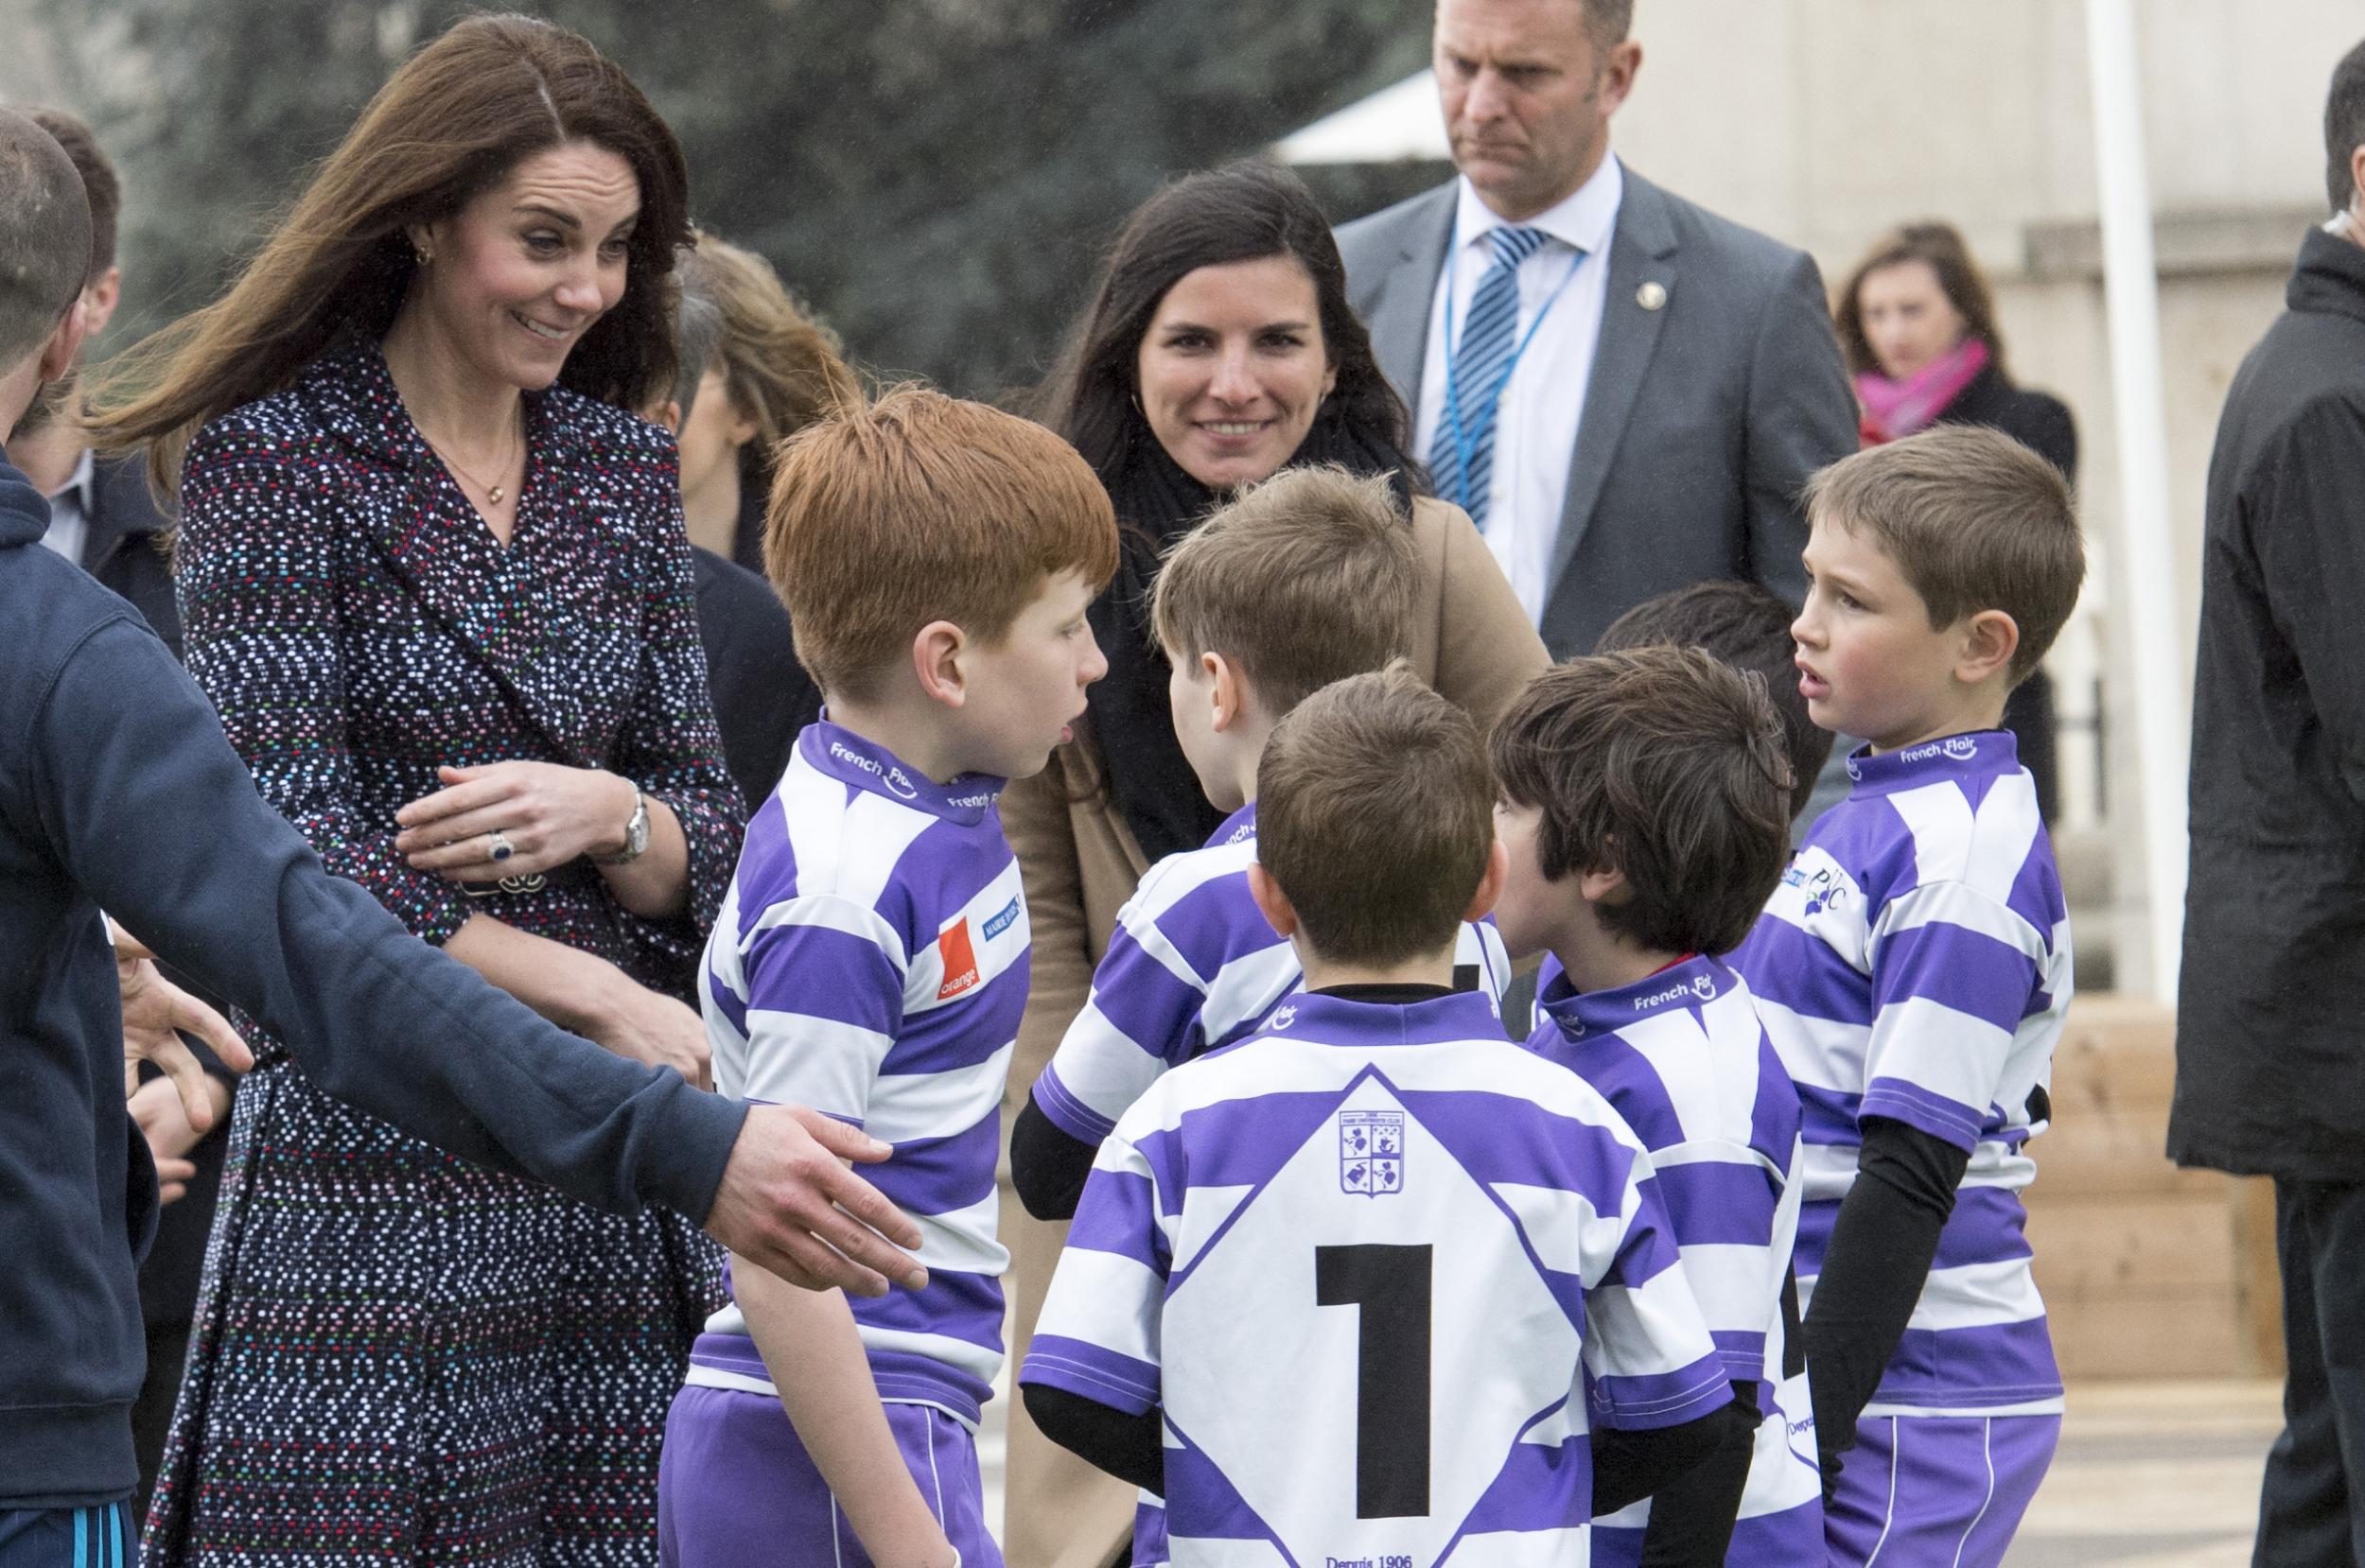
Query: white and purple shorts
1826 1412 2059 1568
658 1385 1002 1568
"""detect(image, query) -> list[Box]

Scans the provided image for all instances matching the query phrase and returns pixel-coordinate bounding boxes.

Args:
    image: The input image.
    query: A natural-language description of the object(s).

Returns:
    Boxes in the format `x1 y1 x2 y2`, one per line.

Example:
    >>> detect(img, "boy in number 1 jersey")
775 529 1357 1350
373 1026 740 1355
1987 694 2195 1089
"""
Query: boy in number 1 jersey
1023 667 1749 1568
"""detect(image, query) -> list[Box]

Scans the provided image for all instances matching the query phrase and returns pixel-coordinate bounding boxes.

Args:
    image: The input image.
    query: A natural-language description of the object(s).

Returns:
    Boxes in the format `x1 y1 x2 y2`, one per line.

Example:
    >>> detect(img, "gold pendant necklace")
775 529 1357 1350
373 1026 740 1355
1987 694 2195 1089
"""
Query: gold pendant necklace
419 409 522 507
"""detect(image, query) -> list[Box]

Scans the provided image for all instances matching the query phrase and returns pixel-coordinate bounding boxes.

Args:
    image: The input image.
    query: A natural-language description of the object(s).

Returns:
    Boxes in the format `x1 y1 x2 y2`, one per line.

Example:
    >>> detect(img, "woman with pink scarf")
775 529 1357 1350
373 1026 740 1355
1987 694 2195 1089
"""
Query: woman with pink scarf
1835 219 2076 820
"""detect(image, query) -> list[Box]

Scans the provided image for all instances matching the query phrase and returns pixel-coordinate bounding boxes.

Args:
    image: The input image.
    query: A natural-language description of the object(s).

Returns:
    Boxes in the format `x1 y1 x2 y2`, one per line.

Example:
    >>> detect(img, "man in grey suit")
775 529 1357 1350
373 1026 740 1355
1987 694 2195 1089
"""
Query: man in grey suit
1337 0 1857 658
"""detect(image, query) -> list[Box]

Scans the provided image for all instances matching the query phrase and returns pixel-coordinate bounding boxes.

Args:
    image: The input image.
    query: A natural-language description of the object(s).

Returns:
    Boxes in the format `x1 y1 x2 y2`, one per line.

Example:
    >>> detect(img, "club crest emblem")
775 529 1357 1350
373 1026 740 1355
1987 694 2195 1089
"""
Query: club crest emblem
1793 864 1848 918
1340 1110 1404 1197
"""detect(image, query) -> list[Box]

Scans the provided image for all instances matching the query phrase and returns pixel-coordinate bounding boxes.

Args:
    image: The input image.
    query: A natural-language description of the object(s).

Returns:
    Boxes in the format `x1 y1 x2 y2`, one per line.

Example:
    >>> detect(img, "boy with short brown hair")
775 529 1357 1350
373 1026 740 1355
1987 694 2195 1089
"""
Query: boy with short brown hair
1594 579 1834 823
1023 667 1748 1567
1491 646 1819 1566
1732 425 2086 1568
1010 464 1508 1222
663 387 1117 1568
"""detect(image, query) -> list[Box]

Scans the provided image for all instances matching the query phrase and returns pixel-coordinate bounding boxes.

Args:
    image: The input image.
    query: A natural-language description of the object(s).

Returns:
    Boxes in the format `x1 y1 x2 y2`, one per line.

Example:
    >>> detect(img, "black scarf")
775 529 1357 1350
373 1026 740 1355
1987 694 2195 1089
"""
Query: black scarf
1086 408 1417 865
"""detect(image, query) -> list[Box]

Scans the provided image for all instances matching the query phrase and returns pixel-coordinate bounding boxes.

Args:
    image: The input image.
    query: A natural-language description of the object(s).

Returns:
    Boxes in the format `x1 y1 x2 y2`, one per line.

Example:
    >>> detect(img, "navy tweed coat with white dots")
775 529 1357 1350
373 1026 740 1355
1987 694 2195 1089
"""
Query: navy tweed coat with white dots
145 339 744 1567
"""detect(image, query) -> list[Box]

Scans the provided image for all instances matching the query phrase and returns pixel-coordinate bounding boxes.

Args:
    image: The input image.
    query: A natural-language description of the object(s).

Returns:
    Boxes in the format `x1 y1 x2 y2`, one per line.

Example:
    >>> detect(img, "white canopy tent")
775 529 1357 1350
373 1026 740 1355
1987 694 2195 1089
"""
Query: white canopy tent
1273 68 1448 165
1274 13 2190 1003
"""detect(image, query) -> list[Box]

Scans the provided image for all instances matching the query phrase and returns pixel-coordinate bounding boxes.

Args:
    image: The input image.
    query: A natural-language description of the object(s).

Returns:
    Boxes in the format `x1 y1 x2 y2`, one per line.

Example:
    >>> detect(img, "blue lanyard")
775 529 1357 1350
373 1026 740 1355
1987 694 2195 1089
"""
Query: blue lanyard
1438 220 1585 516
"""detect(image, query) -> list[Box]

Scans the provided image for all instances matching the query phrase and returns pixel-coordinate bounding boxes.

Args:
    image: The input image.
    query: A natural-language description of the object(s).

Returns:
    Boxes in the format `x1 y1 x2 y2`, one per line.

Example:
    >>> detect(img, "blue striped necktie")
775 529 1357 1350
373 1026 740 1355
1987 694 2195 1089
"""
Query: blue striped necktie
1429 224 1550 530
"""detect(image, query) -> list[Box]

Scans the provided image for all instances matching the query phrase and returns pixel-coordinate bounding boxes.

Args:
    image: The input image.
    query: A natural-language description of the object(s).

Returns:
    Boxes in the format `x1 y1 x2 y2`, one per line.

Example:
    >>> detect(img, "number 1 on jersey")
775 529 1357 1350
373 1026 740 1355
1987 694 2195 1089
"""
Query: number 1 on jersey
1315 1243 1432 1518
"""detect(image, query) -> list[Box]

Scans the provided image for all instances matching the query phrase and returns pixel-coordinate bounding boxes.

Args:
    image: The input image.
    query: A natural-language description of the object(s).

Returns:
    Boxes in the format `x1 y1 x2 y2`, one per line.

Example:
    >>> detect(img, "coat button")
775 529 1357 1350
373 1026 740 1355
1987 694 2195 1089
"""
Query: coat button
1637 281 1668 311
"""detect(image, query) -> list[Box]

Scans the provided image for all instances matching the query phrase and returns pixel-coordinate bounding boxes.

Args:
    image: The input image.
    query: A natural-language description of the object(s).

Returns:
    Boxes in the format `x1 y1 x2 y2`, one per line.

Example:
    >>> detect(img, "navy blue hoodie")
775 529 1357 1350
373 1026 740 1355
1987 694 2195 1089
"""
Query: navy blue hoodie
0 451 747 1507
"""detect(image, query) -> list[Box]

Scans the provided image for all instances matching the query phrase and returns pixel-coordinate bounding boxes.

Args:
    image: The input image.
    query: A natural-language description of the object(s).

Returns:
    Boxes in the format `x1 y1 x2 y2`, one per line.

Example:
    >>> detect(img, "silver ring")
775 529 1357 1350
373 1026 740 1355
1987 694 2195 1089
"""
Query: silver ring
487 829 515 863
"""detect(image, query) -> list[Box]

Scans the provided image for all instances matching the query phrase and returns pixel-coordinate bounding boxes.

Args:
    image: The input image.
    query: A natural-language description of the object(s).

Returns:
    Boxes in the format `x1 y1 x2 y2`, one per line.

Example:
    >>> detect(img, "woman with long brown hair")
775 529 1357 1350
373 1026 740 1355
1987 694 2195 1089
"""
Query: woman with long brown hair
91 16 744 1561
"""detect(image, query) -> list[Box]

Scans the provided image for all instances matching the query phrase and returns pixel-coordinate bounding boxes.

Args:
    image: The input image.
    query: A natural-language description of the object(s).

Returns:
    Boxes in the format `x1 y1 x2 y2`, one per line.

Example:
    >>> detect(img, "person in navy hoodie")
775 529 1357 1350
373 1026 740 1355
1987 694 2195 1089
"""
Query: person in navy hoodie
0 108 927 1568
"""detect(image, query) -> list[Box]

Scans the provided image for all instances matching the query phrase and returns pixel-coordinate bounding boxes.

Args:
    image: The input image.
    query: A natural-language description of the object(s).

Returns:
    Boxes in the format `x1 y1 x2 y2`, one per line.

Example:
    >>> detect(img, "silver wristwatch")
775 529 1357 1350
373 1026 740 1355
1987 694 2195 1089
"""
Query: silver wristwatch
592 789 651 865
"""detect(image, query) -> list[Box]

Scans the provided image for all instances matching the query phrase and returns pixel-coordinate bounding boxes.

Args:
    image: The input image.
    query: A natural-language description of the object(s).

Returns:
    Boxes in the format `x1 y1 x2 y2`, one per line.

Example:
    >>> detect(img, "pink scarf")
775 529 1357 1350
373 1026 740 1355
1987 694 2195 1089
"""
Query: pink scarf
1855 337 1989 445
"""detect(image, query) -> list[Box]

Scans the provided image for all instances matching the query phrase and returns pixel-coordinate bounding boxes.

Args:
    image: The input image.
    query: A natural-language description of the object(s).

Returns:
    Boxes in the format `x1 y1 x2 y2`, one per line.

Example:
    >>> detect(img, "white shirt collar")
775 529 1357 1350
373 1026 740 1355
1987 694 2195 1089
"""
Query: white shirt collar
1453 151 1624 259
44 445 96 513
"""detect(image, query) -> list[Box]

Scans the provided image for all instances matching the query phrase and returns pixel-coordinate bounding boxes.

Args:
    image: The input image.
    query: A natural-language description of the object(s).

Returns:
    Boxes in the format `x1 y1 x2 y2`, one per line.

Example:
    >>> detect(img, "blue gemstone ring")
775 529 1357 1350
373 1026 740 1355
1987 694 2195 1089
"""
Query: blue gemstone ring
487 829 516 863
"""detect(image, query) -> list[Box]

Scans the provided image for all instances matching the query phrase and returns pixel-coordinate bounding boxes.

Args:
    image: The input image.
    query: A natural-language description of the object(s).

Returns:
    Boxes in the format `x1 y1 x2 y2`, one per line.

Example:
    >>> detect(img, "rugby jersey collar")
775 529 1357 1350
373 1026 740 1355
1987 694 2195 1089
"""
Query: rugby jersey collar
1538 951 1736 1042
1203 801 1257 849
1842 728 2019 796
1255 986 1504 1048
800 719 1006 825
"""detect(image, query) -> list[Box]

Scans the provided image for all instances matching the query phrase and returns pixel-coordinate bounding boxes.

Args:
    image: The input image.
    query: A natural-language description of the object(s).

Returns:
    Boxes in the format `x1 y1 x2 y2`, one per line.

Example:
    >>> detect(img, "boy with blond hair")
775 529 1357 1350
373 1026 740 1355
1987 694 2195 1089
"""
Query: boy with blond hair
658 388 1117 1568
1491 646 1822 1565
1732 425 2085 1568
1010 465 1508 1225
1023 667 1750 1566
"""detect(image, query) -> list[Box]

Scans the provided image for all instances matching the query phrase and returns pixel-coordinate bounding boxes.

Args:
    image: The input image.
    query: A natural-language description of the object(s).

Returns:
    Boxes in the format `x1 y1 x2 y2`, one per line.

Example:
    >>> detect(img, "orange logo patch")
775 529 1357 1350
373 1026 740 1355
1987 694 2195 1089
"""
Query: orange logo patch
936 918 980 1001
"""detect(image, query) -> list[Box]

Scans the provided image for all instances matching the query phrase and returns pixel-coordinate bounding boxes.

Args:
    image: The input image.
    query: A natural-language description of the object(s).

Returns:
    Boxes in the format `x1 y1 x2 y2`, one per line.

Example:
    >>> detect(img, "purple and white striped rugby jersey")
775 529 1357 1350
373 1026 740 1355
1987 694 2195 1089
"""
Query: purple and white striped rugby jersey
1023 989 1731 1567
1731 730 2072 1417
1529 954 1824 1556
1030 801 1513 1148
691 720 1026 1428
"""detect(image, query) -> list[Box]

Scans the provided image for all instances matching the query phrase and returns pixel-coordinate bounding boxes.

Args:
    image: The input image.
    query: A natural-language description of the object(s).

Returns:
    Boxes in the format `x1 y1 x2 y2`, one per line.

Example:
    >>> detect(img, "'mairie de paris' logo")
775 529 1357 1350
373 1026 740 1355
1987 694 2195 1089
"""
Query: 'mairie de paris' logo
1340 1110 1405 1196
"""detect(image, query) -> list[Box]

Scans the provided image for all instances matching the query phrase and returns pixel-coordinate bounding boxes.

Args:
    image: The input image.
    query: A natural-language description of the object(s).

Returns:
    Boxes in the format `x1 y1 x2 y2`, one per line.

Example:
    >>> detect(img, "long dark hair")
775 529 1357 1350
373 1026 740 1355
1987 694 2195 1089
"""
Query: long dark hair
1833 219 2008 382
1035 159 1417 489
90 13 691 493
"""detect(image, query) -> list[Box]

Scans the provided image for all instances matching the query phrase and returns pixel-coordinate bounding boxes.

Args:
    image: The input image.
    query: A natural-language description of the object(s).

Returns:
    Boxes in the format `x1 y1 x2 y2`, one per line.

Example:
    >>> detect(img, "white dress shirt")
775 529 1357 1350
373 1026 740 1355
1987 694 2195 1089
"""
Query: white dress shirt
1415 155 1624 625
40 445 94 568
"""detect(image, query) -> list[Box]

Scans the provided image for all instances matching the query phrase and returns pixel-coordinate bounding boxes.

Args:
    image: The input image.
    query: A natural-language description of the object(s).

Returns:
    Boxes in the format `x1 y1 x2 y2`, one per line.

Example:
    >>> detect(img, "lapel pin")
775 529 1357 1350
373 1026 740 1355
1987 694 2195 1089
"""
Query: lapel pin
1637 281 1668 312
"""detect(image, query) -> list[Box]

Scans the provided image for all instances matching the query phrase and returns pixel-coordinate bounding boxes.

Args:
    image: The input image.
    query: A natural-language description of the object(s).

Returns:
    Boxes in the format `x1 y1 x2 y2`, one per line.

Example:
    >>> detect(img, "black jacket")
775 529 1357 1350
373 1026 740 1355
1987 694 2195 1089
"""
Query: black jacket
692 545 820 812
1936 360 2078 483
80 453 183 661
0 448 745 1506
2170 228 2365 1179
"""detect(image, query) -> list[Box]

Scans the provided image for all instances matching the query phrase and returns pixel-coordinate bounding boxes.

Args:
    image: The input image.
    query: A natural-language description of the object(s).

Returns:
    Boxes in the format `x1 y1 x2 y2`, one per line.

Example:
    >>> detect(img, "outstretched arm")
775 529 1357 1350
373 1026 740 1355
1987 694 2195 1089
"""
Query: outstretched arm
41 617 920 1294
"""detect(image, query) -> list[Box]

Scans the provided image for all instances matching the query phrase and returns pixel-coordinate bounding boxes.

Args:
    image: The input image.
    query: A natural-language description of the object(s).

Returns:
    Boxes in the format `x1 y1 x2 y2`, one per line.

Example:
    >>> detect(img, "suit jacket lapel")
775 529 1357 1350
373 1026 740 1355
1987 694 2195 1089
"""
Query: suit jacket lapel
1357 183 1458 412
1545 170 1679 604
303 344 594 766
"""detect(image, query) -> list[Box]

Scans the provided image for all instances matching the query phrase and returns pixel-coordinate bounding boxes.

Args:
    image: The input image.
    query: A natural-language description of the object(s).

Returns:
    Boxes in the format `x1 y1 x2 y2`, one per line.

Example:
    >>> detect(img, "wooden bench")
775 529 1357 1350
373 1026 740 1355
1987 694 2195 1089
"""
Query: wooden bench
2023 995 2282 1379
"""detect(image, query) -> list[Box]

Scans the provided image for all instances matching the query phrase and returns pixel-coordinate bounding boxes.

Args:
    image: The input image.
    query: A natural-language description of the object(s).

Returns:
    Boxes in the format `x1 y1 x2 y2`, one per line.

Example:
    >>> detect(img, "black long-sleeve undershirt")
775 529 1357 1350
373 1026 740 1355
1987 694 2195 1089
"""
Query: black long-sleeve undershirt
1801 1116 1970 1489
1624 1380 1761 1566
1023 1384 1167 1494
1011 1091 1097 1221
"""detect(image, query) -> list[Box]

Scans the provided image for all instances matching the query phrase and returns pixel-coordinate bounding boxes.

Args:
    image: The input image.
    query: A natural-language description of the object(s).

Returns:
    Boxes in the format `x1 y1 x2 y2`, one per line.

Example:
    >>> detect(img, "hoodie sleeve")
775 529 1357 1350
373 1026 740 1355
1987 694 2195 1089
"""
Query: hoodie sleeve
26 613 746 1221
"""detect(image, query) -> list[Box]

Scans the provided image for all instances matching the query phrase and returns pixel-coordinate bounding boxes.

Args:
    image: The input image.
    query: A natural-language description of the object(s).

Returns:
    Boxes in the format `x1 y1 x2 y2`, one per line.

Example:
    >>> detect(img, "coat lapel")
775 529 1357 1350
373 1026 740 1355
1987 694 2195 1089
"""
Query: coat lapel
1544 170 1679 606
302 343 597 766
1355 183 1458 412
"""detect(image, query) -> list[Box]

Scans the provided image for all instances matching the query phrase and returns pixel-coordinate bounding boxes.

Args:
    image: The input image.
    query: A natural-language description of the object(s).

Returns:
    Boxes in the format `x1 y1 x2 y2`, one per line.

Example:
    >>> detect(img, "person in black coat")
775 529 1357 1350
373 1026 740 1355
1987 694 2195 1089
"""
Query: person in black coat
2172 43 2365 1564
647 247 824 811
671 235 862 576
1835 220 2078 821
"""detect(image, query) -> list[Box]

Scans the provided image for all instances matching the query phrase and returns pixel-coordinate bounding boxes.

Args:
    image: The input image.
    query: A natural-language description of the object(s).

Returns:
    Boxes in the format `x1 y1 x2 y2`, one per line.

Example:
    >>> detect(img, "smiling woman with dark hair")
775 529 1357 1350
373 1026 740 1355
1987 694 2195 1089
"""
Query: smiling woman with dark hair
91 16 748 1563
998 158 1548 1566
